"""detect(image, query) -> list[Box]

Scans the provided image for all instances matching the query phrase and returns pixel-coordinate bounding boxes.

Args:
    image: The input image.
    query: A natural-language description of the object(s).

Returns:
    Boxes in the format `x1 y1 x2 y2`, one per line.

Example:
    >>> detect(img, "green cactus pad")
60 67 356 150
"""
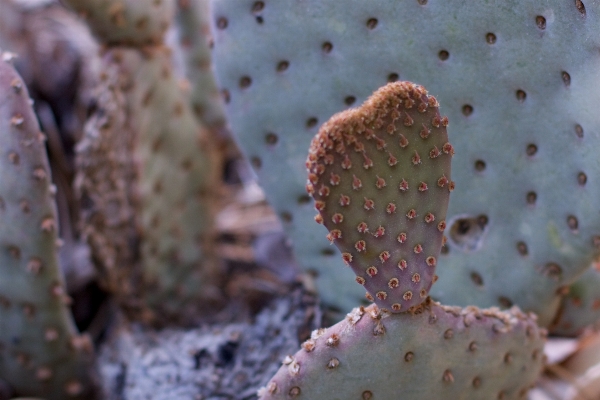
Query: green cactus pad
127 47 223 323
210 0 600 324
0 54 97 399
77 46 223 325
175 0 228 132
259 299 546 400
550 263 600 337
307 81 452 312
62 0 174 46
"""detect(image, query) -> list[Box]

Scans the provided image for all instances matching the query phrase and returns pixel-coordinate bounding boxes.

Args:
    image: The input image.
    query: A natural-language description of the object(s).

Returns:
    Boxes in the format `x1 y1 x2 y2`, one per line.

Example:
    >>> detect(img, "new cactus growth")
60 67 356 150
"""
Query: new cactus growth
259 300 545 400
0 52 97 399
306 81 453 312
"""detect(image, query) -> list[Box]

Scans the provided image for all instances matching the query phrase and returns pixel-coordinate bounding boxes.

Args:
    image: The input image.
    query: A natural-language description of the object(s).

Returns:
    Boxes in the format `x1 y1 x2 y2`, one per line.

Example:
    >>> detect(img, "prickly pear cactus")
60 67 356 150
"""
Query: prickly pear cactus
551 263 600 337
77 46 224 324
68 0 224 324
307 81 453 312
259 300 546 400
121 47 223 322
63 0 174 46
210 0 600 325
175 0 228 133
0 53 97 399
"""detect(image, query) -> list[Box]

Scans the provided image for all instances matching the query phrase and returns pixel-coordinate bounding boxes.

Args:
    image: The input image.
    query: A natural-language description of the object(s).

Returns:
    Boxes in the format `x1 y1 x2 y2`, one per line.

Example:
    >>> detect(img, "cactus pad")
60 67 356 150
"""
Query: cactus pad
551 263 600 337
77 47 223 325
175 0 228 132
62 0 174 46
0 53 97 399
210 0 600 324
259 299 546 400
307 81 452 312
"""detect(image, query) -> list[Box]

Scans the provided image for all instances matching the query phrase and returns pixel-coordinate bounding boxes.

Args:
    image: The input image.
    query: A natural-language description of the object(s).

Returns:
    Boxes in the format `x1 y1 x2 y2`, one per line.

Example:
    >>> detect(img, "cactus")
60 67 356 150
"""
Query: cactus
550 263 600 337
174 0 229 134
257 81 545 399
259 300 545 400
306 81 453 312
114 46 223 322
74 52 143 318
210 0 600 326
62 0 175 46
66 0 224 324
0 52 97 399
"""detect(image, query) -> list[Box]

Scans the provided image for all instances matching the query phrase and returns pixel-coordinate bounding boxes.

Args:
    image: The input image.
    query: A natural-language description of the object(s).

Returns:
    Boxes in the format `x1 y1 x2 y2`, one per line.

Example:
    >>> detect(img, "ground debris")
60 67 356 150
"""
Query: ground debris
99 287 320 400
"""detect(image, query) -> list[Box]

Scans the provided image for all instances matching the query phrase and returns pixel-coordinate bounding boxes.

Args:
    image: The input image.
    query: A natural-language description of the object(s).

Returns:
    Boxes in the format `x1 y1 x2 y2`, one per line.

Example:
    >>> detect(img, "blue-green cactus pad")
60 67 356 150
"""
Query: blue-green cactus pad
210 0 600 325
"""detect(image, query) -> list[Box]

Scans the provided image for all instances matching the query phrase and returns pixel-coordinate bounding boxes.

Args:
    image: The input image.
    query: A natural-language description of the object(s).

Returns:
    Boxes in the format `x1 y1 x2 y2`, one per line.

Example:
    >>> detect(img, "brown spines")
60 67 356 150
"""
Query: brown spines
330 173 341 185
373 226 385 238
399 134 409 147
306 81 452 312
386 203 397 214
326 230 342 242
399 179 409 191
342 253 353 264
411 151 422 165
398 259 408 270
425 213 435 223
339 195 350 206
357 222 368 233
352 175 362 190
332 213 344 224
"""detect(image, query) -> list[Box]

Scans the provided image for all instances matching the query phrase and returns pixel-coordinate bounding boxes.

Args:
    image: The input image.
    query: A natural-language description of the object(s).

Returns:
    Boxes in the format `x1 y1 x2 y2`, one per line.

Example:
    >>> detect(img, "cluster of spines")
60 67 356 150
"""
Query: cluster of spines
306 81 454 312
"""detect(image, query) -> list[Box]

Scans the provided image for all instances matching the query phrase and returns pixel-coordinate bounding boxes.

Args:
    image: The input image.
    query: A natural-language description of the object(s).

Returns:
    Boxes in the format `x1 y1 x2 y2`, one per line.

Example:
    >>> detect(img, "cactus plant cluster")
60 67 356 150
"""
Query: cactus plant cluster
259 80 546 399
1 0 600 398
209 0 600 328
0 0 225 396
